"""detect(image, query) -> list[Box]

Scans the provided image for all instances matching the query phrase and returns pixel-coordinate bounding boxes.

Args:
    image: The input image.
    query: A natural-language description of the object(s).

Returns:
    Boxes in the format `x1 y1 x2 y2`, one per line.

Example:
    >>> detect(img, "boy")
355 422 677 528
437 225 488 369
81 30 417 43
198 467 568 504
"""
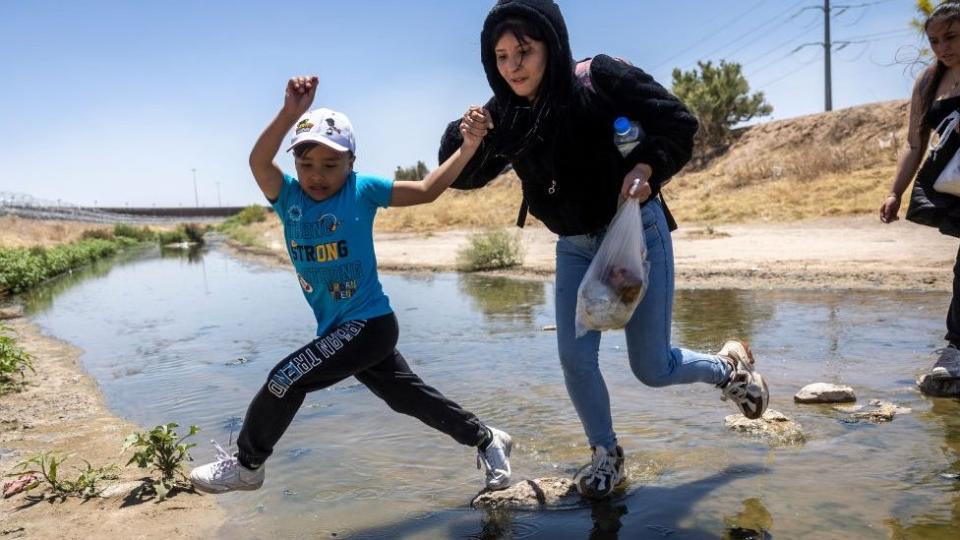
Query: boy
189 75 511 493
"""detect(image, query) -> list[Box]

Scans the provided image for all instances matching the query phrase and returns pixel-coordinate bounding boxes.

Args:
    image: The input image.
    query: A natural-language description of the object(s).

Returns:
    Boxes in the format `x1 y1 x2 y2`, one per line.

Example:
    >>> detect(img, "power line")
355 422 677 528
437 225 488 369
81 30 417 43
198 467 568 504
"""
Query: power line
653 0 807 72
649 0 766 71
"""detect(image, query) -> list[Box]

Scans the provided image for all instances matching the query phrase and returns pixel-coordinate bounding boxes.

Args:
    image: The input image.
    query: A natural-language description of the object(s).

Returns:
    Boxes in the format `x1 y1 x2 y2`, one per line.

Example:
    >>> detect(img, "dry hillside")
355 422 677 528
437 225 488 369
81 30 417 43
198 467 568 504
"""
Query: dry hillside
664 99 909 223
375 99 910 231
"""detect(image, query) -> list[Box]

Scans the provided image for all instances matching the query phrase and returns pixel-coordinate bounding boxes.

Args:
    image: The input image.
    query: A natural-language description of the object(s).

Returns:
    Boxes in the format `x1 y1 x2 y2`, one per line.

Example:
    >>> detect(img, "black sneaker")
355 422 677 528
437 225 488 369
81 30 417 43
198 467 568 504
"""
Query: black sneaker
929 346 960 379
575 445 625 499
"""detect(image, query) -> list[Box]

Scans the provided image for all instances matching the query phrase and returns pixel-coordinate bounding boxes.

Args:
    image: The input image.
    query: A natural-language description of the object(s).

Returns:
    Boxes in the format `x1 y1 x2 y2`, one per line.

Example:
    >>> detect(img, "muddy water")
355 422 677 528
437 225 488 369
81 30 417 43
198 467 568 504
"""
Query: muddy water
21 247 960 539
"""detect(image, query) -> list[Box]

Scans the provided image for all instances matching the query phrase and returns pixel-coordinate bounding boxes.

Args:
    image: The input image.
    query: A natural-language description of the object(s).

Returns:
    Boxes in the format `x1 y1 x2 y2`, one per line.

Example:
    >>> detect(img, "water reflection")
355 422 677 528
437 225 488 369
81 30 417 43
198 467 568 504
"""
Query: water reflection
673 289 775 350
20 246 154 315
457 274 547 324
159 244 204 263
885 397 960 539
722 498 773 540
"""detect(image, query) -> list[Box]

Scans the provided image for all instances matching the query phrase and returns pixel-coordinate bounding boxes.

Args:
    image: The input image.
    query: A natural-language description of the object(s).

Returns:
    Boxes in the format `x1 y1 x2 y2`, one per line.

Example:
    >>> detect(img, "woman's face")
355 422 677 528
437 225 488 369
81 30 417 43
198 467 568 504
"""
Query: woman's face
928 18 960 67
494 32 548 102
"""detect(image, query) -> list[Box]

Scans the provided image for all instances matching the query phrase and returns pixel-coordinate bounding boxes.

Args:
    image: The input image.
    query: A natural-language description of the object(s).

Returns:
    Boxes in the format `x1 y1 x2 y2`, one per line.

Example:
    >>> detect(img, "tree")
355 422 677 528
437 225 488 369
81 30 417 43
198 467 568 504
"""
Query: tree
671 60 772 149
393 160 430 181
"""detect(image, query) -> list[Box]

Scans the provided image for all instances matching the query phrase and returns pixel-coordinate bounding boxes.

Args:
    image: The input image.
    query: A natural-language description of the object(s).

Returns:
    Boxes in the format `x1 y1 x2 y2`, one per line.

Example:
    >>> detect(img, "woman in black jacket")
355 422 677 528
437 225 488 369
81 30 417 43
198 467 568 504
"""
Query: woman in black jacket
440 0 769 499
882 1 960 382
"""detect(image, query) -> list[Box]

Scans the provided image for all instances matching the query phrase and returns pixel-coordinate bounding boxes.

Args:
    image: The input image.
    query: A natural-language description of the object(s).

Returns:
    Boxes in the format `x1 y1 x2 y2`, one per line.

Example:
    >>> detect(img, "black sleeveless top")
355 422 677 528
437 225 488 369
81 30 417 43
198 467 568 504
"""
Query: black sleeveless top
906 95 960 237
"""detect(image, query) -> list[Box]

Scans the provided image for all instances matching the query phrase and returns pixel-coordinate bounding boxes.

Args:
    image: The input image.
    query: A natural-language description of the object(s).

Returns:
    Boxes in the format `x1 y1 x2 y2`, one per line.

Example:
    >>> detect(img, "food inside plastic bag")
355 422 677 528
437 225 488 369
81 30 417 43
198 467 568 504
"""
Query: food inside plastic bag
575 201 650 337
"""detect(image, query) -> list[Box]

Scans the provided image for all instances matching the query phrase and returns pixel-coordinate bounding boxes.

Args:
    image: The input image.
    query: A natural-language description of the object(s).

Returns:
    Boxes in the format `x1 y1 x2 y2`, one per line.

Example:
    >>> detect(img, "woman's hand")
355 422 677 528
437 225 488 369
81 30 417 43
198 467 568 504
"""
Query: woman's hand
879 193 901 223
283 76 318 118
460 106 493 152
621 162 654 202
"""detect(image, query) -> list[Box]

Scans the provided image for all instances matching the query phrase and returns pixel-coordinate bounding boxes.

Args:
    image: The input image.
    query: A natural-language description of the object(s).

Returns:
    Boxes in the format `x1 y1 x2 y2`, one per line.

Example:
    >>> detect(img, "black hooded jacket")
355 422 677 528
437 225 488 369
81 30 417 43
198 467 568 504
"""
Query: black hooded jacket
438 0 699 236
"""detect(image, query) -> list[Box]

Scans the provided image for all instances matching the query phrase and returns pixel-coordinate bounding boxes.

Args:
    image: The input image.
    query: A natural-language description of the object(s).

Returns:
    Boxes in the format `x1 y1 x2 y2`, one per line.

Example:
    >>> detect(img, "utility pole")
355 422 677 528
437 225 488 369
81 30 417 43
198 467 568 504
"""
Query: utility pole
824 0 832 112
191 168 199 208
216 181 222 206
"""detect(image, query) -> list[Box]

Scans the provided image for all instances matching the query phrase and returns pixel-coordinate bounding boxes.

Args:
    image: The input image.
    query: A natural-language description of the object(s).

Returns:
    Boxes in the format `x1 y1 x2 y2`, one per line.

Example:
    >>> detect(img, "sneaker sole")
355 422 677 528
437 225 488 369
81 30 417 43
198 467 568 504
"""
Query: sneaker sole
191 481 263 494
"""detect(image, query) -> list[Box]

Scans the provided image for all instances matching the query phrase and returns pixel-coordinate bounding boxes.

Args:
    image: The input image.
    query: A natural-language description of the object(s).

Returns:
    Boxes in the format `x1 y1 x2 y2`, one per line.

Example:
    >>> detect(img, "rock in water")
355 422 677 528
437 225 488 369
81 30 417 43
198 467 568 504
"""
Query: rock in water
794 383 856 404
725 409 805 446
471 477 579 510
918 374 960 398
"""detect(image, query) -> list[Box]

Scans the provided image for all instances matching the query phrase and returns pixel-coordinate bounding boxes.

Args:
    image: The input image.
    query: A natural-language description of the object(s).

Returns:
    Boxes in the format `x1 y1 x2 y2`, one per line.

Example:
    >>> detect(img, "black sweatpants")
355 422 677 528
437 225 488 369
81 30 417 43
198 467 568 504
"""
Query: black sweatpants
948 244 960 347
236 312 486 464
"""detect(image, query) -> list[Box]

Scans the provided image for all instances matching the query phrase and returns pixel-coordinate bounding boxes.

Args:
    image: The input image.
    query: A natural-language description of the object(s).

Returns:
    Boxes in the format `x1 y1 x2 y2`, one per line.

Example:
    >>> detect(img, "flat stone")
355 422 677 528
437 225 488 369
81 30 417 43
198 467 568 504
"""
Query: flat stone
0 305 24 320
918 375 960 397
471 477 579 510
794 383 856 404
725 408 805 446
848 400 911 423
98 481 145 499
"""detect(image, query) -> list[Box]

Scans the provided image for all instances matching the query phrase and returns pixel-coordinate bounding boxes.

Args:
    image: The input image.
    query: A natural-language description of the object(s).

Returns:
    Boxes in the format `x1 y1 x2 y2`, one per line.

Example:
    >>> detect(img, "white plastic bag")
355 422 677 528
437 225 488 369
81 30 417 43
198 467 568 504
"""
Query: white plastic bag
574 201 650 337
932 110 960 196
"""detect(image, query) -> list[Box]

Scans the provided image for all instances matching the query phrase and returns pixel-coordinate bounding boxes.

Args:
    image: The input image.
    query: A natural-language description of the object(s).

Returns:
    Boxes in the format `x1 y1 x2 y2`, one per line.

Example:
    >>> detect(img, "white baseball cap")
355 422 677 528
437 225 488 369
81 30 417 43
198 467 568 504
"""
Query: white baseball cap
286 108 356 154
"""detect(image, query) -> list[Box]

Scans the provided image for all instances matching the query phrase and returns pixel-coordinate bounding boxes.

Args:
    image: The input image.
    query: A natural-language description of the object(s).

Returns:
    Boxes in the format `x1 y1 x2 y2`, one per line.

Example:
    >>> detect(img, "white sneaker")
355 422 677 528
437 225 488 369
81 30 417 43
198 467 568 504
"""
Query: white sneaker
189 440 264 494
476 426 512 490
717 340 769 420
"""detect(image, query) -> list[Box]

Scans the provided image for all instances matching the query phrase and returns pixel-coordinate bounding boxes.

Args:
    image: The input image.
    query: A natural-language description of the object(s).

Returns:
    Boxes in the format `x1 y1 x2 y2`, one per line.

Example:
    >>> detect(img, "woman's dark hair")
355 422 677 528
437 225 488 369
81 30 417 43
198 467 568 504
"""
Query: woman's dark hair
921 2 960 122
491 17 547 50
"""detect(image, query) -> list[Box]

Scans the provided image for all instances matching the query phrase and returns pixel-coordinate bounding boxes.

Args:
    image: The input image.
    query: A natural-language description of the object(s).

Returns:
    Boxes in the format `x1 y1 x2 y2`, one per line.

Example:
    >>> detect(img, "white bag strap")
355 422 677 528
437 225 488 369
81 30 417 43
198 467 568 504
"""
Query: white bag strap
931 110 960 158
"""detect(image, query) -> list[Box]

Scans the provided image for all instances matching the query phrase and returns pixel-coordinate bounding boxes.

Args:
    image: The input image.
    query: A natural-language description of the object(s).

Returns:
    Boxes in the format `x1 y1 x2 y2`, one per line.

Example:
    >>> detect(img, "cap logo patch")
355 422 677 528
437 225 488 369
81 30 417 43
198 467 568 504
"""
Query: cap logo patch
295 119 314 134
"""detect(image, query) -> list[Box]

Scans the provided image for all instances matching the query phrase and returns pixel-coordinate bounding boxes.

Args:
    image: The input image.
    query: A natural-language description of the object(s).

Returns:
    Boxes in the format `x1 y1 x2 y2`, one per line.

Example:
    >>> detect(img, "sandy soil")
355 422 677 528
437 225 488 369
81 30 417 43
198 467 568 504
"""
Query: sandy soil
0 318 224 539
239 216 959 290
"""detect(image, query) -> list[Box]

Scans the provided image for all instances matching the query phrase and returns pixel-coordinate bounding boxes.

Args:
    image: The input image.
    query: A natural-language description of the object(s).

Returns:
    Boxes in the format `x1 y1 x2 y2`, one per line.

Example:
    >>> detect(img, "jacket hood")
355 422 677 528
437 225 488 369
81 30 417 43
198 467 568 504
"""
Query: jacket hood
480 0 575 105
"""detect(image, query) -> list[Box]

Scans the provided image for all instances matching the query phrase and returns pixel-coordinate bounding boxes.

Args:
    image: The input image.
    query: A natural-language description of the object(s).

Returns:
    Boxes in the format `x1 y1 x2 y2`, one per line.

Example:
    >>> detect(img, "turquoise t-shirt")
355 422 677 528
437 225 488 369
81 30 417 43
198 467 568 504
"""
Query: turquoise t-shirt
270 171 394 336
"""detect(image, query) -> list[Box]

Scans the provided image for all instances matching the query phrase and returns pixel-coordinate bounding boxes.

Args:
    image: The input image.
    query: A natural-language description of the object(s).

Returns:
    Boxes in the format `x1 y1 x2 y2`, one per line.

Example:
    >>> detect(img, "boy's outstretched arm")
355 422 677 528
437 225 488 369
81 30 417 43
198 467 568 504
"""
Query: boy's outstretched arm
390 106 493 207
249 76 318 201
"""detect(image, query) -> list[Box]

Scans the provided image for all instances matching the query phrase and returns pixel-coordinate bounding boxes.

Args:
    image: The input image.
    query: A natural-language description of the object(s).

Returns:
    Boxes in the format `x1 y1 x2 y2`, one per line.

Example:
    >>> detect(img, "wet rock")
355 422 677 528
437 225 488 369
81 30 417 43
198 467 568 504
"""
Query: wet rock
471 477 578 510
917 374 960 397
0 304 24 320
225 357 249 366
848 400 911 423
725 409 805 446
541 325 557 331
794 383 856 404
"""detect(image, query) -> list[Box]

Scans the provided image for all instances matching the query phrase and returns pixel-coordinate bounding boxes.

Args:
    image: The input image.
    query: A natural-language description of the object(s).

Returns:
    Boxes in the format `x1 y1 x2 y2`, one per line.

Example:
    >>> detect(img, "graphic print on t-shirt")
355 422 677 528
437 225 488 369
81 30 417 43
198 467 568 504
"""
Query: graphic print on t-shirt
286 213 359 302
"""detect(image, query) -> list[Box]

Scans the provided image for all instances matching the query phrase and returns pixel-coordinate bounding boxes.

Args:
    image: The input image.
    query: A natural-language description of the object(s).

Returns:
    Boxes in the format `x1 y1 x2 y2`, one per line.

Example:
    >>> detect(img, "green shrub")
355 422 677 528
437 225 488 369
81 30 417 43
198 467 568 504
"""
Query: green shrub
113 224 155 241
220 205 267 230
0 239 119 295
457 229 524 272
122 423 199 500
0 323 34 393
157 224 206 247
12 452 120 500
80 229 114 241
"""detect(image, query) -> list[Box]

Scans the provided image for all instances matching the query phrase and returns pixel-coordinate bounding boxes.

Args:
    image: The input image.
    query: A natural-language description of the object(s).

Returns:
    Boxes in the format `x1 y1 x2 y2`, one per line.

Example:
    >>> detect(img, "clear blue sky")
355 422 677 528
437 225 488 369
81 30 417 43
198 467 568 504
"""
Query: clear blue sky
0 0 922 207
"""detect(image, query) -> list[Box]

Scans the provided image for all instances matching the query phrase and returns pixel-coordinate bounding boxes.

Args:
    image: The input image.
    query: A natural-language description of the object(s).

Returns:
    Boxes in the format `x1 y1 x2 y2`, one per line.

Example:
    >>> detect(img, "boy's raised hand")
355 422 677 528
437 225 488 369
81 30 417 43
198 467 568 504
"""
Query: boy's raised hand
460 106 493 152
284 76 319 118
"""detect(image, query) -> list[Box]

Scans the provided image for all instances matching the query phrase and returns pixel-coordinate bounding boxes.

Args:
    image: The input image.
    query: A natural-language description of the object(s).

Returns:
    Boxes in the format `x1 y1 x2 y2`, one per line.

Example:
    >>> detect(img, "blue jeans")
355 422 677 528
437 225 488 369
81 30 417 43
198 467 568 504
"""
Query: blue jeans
555 199 730 450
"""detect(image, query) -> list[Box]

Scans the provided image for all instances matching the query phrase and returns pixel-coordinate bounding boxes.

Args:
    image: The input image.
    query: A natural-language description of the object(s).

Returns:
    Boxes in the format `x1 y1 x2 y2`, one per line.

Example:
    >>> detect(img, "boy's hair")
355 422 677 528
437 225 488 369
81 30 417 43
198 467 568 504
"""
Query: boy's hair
292 142 355 161
292 142 319 159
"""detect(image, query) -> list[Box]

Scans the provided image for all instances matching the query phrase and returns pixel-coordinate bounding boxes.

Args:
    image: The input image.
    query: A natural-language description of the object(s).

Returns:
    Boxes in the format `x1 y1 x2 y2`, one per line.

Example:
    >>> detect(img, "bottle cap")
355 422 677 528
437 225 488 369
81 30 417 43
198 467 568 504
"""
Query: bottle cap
613 117 631 135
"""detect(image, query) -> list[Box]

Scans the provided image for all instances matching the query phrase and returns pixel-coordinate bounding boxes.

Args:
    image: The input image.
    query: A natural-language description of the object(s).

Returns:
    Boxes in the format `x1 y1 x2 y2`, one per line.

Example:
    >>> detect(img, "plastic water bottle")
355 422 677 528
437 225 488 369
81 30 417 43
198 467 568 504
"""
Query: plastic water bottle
613 116 643 157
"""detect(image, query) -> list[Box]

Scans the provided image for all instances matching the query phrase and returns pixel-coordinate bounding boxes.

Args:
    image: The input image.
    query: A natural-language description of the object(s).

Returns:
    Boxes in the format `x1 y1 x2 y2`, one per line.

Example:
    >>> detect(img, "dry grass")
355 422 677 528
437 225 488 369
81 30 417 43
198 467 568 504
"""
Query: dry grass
375 171 542 232
665 99 907 224
0 217 113 248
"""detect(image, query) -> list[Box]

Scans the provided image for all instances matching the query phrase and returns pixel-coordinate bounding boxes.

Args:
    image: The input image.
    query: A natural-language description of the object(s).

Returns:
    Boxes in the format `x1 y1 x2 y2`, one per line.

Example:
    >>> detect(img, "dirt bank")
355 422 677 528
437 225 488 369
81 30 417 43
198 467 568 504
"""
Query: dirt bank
0 317 224 539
